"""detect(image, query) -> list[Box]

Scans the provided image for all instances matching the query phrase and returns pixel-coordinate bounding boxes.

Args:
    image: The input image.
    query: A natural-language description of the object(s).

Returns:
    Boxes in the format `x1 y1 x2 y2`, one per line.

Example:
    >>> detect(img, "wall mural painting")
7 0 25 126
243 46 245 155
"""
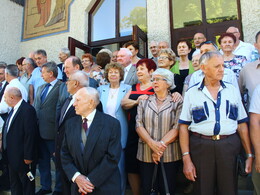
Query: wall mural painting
22 0 73 40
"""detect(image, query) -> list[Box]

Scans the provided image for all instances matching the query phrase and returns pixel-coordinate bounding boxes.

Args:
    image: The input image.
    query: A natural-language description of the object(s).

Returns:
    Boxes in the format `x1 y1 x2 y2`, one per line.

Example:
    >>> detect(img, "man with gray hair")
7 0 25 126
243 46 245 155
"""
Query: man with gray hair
58 48 70 82
20 58 37 98
0 65 28 116
117 48 138 85
55 71 90 195
179 51 253 195
61 87 121 195
33 61 62 195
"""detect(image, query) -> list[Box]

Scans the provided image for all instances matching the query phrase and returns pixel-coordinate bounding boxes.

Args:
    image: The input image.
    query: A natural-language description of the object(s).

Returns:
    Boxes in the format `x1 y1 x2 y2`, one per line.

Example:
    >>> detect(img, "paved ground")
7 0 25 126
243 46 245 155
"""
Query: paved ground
0 165 254 195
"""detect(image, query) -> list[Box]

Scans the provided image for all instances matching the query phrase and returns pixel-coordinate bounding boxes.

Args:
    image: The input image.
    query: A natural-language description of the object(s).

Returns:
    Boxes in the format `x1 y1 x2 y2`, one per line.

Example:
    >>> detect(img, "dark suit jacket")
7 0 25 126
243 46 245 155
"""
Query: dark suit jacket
0 81 8 101
57 63 67 82
33 80 62 140
56 80 99 118
0 81 9 121
61 111 121 195
55 99 77 169
3 101 38 172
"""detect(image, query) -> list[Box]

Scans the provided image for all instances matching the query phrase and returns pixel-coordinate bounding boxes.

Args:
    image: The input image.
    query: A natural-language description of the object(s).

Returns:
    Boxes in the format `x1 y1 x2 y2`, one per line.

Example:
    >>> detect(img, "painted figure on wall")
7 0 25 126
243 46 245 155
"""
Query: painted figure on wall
23 0 72 40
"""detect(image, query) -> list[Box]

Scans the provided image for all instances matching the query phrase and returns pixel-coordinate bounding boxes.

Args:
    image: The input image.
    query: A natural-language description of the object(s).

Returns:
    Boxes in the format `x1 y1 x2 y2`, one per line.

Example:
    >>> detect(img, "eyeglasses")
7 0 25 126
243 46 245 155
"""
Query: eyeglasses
151 77 167 82
81 60 91 63
158 56 169 60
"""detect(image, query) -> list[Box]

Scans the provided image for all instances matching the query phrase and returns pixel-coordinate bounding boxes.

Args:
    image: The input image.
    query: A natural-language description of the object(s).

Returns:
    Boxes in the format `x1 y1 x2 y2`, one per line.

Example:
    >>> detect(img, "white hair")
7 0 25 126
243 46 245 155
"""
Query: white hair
98 48 113 58
119 48 132 56
152 68 176 90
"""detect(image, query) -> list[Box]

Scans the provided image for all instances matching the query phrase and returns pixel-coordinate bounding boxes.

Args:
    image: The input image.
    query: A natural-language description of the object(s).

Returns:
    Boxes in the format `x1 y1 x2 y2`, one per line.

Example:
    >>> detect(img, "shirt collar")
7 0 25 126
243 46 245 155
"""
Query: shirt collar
82 109 97 122
49 79 58 86
124 64 132 72
13 99 23 111
198 79 226 90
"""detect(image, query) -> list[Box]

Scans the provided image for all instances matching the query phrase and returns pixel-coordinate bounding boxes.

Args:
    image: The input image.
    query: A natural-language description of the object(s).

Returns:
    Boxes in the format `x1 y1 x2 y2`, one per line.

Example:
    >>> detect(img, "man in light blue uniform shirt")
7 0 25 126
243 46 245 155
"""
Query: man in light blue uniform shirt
179 51 253 195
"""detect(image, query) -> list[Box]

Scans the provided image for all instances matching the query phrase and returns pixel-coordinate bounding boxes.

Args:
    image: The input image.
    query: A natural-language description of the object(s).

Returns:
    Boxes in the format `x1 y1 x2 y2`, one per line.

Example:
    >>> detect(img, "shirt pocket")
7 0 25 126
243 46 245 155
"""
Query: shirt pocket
226 100 238 120
192 103 208 123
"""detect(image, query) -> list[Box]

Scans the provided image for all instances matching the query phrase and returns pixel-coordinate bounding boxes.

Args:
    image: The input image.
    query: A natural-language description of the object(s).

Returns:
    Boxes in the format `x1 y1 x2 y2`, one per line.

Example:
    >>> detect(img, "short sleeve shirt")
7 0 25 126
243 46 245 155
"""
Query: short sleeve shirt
179 80 248 136
249 84 260 114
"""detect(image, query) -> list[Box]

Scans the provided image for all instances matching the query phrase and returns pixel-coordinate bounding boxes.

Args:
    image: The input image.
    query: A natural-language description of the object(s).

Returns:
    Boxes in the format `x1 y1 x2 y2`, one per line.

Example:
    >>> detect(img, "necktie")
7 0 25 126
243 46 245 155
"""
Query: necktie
82 118 88 133
3 108 14 150
41 83 51 102
59 96 73 126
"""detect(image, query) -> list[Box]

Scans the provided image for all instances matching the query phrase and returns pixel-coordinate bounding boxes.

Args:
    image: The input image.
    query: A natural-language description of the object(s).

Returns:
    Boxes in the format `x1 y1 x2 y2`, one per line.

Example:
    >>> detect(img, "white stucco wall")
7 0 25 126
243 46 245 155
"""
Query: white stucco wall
20 0 96 63
147 0 171 57
0 0 23 64
240 0 260 44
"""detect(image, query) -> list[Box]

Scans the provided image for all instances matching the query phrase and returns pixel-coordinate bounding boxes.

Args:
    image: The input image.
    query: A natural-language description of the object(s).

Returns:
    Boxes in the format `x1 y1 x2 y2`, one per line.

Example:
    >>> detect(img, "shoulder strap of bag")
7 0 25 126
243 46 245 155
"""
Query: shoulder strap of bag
160 158 170 195
151 163 158 192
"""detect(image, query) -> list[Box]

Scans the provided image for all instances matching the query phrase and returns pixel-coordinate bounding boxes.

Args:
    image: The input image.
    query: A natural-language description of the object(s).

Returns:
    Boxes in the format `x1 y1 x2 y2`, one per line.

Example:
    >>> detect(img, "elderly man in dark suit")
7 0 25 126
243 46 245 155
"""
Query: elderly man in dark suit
61 87 121 195
55 71 89 195
33 62 62 195
2 87 38 195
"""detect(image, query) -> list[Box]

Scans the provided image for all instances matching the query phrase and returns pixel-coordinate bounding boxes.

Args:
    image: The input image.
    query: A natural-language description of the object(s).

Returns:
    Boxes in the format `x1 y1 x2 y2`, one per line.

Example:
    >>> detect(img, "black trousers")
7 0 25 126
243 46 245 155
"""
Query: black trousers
190 133 241 195
8 164 35 195
139 160 180 195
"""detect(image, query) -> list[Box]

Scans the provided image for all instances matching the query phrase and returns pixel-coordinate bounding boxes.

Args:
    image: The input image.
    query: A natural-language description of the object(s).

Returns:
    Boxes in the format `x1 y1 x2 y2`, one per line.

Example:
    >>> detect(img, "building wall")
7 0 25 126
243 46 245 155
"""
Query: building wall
4 0 259 63
20 0 96 63
0 0 23 64
240 0 260 44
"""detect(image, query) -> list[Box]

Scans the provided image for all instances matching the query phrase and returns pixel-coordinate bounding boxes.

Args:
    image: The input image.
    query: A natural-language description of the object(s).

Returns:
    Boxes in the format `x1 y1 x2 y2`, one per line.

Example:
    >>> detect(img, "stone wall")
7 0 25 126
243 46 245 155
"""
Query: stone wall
0 0 23 64
240 0 260 44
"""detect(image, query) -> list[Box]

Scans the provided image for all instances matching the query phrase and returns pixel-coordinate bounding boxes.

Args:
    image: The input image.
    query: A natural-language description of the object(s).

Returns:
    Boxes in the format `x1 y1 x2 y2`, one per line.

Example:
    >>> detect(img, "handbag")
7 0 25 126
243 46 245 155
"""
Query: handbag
150 158 170 195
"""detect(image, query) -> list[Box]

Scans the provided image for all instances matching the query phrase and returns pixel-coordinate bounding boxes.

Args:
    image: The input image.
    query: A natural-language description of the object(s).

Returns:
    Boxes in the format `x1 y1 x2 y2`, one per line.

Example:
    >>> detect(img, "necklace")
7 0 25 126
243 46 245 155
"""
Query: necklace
109 88 119 99
156 95 167 102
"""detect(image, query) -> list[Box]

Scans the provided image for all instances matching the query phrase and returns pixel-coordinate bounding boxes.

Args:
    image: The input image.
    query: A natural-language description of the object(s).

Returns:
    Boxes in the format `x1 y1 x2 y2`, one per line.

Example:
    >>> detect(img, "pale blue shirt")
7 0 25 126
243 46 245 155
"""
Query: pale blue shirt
179 80 248 136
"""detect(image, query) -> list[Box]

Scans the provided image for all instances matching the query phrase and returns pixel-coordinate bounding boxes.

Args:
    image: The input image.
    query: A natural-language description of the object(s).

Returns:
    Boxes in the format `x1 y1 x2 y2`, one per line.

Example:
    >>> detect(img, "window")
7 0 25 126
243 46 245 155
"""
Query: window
89 0 147 47
170 0 242 52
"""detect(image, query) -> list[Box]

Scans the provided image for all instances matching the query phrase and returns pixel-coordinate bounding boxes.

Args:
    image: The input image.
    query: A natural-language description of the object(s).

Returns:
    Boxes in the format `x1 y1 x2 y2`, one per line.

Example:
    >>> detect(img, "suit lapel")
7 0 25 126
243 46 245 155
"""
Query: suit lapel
8 101 24 132
125 65 134 84
115 84 127 112
83 111 103 164
72 116 85 171
100 85 109 113
60 105 75 126
42 81 60 105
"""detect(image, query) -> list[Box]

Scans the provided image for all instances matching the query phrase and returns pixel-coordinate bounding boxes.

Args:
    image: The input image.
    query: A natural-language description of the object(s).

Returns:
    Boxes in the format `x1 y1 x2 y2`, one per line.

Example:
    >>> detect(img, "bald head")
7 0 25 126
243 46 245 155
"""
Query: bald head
73 87 100 117
4 87 22 107
226 26 240 42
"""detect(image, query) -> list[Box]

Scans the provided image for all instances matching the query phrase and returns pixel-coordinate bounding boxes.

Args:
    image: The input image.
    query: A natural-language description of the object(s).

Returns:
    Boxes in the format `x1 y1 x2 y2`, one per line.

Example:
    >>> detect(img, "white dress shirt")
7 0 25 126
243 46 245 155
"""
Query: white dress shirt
0 78 28 114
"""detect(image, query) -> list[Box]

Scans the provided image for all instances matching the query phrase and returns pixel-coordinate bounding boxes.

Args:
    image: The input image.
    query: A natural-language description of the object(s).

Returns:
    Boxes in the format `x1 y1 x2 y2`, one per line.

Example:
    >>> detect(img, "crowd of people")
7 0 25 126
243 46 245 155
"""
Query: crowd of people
0 25 259 195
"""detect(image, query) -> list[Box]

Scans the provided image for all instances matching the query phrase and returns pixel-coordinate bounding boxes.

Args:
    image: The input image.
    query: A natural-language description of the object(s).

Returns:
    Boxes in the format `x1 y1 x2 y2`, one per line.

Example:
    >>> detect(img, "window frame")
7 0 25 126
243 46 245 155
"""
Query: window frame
169 0 243 52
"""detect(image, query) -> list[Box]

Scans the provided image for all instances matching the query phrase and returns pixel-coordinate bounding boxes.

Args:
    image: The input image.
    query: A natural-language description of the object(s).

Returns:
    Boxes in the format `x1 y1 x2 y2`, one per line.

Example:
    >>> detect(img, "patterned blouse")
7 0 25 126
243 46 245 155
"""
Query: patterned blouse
224 55 247 80
136 94 183 163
